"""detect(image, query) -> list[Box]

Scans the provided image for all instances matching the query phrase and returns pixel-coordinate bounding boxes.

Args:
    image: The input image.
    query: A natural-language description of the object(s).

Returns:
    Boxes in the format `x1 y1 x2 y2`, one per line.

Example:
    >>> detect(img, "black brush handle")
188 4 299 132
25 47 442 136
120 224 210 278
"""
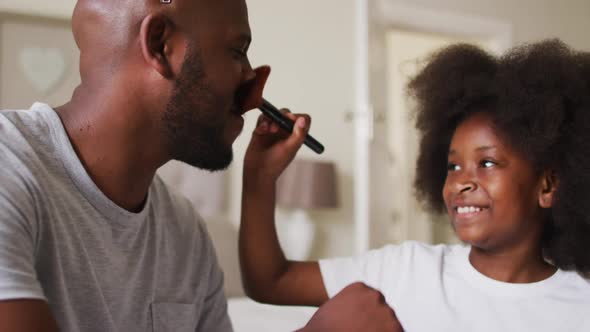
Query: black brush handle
259 99 325 154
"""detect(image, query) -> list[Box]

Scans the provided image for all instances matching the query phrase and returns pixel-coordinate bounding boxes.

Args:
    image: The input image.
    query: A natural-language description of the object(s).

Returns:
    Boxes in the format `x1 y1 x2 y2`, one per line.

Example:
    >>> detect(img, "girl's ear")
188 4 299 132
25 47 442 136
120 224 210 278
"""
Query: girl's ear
139 14 176 79
538 170 558 208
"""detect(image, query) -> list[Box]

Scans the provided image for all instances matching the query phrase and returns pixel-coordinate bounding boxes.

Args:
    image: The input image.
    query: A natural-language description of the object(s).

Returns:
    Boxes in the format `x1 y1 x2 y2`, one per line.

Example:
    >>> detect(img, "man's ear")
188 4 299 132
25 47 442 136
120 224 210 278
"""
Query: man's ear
538 170 558 208
139 14 175 79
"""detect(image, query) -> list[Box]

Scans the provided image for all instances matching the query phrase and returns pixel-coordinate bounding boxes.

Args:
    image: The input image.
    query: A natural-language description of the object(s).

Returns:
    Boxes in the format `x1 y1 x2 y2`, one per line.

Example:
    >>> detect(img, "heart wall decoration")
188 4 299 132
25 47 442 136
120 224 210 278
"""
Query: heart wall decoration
18 47 67 95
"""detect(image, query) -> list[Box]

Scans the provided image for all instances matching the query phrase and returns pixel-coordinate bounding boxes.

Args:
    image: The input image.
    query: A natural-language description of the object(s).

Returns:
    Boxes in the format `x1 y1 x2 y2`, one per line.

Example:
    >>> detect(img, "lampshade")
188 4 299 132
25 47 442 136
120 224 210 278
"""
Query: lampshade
276 159 339 209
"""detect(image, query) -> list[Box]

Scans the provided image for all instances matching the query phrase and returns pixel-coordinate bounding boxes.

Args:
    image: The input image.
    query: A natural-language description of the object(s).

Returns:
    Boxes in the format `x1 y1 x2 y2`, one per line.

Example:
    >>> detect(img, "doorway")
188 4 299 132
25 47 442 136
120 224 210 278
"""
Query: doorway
363 1 512 249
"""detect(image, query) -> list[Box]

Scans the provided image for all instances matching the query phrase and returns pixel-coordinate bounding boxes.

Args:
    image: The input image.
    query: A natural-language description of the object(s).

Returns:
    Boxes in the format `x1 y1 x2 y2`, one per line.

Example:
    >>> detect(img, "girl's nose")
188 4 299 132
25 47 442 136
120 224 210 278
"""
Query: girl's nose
457 180 477 193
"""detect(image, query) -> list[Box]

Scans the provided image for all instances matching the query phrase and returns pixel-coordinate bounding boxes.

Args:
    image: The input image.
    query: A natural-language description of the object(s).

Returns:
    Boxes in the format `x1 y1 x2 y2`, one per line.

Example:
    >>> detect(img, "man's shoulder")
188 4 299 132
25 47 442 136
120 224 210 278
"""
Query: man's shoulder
1 108 31 145
1 103 52 133
0 105 56 182
0 104 55 157
0 105 65 209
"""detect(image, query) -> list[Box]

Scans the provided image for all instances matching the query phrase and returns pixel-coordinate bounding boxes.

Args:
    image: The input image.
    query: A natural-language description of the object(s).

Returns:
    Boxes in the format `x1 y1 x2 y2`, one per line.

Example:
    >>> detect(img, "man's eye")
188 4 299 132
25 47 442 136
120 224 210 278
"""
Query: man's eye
447 163 460 172
233 49 247 58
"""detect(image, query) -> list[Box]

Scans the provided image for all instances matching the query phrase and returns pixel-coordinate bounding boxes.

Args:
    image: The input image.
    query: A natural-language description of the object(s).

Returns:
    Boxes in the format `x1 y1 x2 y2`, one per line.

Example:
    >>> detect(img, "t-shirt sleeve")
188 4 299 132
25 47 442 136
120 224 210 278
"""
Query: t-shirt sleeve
0 147 45 301
319 242 420 307
194 218 233 332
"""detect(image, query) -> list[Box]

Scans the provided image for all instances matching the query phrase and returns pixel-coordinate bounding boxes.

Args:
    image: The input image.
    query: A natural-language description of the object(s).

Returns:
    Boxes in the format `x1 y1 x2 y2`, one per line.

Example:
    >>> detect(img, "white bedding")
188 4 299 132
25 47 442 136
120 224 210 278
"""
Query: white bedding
228 297 317 332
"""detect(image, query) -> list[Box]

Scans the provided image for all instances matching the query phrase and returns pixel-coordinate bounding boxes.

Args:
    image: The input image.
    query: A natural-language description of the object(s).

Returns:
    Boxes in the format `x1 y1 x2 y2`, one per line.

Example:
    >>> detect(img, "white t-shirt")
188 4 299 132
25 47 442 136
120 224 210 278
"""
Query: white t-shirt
320 241 590 331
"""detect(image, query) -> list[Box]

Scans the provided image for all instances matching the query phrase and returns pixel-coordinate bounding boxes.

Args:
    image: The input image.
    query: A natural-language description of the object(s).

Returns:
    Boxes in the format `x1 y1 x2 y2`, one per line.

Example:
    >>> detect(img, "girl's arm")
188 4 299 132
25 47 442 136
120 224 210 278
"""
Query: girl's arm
239 113 328 306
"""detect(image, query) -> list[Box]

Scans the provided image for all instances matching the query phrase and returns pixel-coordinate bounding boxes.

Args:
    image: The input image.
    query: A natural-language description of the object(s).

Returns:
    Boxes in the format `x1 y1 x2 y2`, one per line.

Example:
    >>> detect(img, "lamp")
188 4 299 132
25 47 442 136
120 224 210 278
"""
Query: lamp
276 159 339 260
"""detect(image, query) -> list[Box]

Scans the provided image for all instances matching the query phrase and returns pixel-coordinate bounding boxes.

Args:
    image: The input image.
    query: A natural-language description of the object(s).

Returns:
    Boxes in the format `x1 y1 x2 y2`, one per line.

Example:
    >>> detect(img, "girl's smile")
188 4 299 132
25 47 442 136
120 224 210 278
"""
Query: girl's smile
451 203 491 227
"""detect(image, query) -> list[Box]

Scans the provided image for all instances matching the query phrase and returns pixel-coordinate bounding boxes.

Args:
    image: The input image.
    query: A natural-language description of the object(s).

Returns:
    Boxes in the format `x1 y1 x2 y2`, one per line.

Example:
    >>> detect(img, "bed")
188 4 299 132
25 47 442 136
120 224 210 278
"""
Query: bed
228 298 316 331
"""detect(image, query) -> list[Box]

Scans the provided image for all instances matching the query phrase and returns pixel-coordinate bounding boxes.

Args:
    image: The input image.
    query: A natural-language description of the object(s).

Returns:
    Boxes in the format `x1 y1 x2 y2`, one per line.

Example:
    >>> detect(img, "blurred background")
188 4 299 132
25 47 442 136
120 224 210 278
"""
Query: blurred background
1 0 589 300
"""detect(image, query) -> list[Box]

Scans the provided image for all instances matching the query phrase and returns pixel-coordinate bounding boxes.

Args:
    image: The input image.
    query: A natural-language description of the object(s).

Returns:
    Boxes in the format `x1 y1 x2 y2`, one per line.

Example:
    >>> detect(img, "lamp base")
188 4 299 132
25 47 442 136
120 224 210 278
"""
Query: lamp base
276 209 315 261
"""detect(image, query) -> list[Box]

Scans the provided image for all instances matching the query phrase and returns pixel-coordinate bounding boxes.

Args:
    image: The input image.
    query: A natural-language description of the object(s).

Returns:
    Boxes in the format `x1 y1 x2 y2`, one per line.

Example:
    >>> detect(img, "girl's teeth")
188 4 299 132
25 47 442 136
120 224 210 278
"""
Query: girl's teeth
457 206 482 214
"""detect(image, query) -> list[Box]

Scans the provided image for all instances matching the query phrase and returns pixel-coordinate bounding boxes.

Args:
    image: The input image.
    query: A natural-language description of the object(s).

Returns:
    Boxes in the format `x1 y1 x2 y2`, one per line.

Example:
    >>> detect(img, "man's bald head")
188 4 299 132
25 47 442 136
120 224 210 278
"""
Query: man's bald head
72 0 151 81
71 0 249 83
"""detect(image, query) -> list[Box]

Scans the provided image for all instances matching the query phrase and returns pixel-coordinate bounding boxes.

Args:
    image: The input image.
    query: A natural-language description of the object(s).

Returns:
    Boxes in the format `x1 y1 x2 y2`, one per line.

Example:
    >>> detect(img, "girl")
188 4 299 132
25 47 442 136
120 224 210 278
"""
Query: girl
239 39 590 331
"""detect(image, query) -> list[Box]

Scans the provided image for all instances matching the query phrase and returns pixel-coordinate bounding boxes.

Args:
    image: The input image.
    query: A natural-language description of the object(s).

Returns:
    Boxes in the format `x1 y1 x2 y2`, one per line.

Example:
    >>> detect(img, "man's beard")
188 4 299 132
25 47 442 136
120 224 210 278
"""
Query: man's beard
163 49 233 171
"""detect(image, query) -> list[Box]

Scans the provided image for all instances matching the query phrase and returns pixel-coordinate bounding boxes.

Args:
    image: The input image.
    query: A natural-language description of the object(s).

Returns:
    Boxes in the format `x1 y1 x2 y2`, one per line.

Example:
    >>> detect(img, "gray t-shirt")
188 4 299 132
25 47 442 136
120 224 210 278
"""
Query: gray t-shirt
0 103 233 332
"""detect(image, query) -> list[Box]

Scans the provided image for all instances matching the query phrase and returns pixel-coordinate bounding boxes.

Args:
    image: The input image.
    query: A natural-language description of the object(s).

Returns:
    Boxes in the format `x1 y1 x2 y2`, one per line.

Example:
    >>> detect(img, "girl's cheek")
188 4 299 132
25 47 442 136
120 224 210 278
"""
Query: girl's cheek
442 183 452 205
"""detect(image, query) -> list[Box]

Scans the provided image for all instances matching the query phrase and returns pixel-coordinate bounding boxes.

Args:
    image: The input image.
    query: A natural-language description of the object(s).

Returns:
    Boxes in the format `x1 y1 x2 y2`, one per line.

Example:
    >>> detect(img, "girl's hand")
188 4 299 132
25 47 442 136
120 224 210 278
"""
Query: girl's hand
244 110 311 184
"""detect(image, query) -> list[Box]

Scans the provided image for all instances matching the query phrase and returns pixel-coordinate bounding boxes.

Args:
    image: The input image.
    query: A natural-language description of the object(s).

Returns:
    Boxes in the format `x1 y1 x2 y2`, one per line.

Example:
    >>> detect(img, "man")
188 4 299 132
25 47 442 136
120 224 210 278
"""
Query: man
0 0 402 331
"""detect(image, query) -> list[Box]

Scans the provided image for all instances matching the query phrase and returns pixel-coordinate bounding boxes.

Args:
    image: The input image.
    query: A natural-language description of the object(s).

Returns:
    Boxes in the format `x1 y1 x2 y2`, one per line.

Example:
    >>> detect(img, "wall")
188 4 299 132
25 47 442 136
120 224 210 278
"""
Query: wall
402 0 590 49
0 0 75 19
228 0 357 258
0 15 78 109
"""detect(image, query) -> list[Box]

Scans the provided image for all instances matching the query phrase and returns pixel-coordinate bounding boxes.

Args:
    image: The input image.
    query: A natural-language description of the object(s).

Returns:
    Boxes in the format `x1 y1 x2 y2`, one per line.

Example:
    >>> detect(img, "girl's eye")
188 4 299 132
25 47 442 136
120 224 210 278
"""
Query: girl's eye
447 163 461 172
481 160 496 168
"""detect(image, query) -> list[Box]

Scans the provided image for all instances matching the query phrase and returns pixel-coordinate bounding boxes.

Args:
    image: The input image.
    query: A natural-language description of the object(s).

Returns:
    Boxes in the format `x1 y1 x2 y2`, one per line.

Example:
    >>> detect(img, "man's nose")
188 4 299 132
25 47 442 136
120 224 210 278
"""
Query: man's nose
243 59 255 81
